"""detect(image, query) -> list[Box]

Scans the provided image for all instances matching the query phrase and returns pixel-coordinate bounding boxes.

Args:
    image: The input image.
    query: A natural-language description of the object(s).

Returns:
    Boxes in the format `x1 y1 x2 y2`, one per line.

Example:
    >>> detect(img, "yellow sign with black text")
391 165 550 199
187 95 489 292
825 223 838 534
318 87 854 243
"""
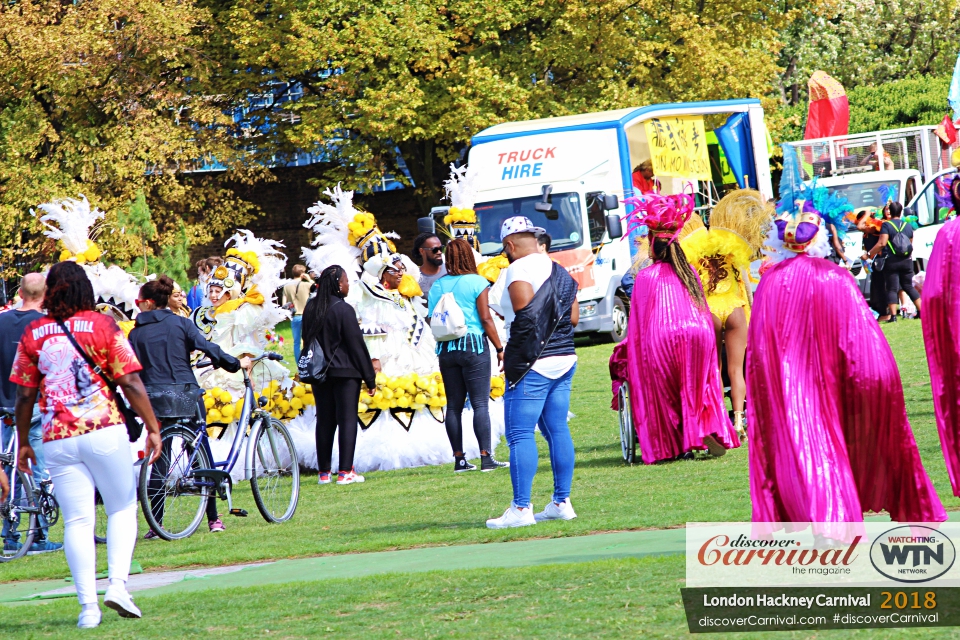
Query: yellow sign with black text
644 116 711 180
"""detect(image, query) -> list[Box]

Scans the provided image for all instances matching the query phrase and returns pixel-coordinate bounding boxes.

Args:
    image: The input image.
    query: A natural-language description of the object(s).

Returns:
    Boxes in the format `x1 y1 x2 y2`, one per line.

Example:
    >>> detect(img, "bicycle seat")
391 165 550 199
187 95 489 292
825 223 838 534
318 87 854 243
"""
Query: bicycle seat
145 384 204 419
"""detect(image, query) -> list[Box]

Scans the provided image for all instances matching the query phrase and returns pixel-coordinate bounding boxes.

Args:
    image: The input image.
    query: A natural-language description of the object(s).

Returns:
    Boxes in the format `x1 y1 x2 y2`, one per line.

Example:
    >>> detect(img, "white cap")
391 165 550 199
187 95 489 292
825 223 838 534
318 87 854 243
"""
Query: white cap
500 216 545 242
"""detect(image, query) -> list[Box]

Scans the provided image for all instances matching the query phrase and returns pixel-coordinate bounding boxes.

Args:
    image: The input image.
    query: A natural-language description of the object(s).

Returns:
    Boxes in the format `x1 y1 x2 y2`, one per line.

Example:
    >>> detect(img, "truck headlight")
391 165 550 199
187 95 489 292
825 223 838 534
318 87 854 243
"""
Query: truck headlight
579 302 598 317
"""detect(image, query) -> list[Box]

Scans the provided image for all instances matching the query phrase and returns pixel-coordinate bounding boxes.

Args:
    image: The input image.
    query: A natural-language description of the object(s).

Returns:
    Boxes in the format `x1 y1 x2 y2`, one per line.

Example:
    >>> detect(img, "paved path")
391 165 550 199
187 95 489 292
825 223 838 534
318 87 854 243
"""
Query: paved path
0 528 685 604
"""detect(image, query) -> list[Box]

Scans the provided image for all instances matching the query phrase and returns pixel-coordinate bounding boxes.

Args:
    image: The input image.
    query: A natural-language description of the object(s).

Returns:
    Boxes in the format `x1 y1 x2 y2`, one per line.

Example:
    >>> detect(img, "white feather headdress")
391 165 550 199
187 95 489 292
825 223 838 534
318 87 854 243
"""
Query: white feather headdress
87 263 140 322
444 164 479 211
36 196 104 255
302 184 363 283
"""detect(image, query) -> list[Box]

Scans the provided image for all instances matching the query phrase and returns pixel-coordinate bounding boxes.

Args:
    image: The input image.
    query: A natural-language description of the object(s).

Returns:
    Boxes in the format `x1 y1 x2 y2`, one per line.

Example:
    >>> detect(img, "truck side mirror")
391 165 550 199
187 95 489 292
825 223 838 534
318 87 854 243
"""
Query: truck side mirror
602 194 619 210
605 215 623 240
417 216 437 235
534 184 556 219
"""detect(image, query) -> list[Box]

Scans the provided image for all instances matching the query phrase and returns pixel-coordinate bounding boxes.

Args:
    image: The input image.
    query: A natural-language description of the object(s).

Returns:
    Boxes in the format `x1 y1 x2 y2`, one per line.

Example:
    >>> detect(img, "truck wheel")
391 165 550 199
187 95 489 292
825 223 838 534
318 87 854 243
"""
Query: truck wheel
608 296 628 343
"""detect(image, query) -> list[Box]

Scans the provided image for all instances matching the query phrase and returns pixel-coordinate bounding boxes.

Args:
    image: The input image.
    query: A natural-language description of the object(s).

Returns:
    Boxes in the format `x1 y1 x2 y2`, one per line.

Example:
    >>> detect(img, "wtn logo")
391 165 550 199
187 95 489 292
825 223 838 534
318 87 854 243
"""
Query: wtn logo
869 526 956 583
879 543 944 567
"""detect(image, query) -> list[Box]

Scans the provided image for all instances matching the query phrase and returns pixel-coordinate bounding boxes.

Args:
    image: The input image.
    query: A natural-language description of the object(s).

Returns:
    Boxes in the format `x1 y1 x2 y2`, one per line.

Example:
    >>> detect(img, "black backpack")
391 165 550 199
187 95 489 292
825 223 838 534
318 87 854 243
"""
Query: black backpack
888 219 913 258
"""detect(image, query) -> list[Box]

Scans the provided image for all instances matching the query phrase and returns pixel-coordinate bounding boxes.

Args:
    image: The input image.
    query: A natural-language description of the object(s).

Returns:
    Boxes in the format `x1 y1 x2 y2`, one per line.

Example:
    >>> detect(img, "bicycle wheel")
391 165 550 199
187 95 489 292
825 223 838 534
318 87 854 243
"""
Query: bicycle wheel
0 469 38 562
250 418 299 523
138 426 212 540
94 491 107 544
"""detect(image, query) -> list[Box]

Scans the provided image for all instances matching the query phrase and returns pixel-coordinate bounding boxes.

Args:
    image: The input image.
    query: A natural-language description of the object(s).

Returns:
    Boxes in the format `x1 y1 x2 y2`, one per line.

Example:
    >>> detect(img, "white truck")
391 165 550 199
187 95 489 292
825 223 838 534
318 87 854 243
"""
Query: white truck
467 99 774 342
784 126 960 288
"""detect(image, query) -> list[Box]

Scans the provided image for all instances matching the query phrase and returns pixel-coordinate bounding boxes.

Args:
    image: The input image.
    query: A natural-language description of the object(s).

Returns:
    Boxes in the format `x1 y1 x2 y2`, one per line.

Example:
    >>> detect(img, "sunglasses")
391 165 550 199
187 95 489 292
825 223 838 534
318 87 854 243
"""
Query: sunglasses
424 246 443 254
385 267 403 276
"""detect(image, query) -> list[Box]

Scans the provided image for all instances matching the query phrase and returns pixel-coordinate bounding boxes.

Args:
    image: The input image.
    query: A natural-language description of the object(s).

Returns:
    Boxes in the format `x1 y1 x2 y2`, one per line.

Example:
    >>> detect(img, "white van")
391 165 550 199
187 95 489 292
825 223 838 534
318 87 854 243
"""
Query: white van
467 99 774 342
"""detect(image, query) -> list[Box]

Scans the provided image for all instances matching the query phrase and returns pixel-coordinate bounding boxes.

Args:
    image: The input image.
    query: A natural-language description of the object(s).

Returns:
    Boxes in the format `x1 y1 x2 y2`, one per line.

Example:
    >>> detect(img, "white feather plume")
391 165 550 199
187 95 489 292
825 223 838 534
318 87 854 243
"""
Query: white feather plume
444 163 479 210
85 263 140 320
36 196 104 254
302 184 363 283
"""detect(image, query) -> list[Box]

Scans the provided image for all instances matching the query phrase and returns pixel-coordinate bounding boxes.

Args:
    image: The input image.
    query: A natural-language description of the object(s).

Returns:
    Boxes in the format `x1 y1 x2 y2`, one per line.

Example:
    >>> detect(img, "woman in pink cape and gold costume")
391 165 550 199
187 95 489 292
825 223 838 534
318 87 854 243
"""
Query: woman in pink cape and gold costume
923 179 960 497
747 185 945 524
623 192 740 464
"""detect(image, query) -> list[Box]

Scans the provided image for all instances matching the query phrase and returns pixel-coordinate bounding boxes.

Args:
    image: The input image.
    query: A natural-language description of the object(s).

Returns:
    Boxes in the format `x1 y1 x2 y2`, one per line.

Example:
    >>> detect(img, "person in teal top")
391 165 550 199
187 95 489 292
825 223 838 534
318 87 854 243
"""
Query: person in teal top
426 239 508 473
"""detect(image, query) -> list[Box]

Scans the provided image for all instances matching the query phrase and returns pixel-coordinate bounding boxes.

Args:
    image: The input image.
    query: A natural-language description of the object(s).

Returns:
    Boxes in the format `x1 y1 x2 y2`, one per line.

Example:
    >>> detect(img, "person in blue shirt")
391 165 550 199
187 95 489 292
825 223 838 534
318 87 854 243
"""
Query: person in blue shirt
427 239 508 473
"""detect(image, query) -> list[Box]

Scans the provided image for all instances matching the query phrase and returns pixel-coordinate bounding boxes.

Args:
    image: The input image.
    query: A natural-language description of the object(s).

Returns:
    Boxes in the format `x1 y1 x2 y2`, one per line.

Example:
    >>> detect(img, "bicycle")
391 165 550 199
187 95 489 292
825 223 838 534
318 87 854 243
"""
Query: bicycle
137 353 300 540
0 412 59 562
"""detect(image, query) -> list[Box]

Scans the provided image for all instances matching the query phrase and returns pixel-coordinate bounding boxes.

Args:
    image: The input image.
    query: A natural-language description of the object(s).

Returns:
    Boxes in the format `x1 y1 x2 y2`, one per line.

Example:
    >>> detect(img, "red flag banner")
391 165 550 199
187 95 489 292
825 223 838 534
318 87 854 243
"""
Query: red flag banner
804 71 849 140
936 113 958 146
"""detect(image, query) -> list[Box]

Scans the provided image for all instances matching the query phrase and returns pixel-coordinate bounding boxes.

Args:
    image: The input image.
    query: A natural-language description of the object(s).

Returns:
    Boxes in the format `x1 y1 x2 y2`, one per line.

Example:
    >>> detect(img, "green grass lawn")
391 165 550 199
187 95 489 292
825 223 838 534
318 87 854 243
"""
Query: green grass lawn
9 556 960 639
1 319 956 638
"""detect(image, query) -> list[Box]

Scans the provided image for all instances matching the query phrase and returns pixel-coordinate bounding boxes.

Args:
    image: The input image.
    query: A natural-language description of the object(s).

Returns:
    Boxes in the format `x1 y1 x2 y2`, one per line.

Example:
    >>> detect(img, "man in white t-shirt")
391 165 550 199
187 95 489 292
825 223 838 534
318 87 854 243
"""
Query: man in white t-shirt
486 217 580 529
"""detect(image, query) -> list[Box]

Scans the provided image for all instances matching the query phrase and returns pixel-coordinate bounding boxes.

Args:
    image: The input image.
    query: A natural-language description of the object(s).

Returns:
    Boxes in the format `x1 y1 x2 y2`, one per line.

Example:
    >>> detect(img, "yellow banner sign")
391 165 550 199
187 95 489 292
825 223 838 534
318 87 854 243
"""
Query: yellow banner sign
644 116 711 180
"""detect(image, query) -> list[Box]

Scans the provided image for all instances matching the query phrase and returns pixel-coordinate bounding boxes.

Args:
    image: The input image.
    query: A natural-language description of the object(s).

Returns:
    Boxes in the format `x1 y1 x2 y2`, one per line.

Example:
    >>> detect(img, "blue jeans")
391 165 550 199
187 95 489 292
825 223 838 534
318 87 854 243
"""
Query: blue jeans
291 315 303 364
503 365 577 509
2 410 50 543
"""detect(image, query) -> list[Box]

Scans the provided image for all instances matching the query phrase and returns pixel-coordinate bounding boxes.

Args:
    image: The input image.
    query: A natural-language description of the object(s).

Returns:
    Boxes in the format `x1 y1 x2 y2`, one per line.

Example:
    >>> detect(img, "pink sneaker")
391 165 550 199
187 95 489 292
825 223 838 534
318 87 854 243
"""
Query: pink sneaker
318 472 332 485
208 518 226 533
336 469 365 485
143 529 159 540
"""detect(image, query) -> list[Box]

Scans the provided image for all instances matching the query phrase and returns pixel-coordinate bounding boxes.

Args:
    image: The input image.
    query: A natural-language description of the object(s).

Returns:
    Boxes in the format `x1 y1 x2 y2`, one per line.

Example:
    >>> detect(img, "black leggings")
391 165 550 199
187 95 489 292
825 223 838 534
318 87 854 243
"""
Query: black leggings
884 258 919 305
313 377 361 473
438 347 492 455
869 267 888 316
148 431 219 525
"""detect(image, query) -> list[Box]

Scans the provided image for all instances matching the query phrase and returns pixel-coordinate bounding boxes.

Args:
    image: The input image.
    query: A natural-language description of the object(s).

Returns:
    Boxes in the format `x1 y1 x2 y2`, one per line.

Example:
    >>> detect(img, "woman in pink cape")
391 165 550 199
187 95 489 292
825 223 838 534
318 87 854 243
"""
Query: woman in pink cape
923 180 960 497
748 201 945 524
624 193 739 464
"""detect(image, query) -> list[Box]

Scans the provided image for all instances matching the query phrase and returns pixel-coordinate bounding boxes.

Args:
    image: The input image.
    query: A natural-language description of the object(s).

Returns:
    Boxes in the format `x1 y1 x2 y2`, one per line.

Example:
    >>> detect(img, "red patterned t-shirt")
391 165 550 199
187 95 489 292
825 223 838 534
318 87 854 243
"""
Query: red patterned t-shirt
10 311 143 442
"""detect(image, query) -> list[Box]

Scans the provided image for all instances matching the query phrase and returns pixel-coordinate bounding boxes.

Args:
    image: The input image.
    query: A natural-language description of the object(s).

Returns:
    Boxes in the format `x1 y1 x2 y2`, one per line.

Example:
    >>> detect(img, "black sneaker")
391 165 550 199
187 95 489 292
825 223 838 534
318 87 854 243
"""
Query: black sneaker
454 456 477 473
480 455 509 472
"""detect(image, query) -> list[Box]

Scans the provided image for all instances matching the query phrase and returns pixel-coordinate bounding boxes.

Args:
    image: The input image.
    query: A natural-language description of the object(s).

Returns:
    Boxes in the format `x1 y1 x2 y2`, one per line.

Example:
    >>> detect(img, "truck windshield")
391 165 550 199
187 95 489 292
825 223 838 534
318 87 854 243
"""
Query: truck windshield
475 192 584 256
825 180 900 211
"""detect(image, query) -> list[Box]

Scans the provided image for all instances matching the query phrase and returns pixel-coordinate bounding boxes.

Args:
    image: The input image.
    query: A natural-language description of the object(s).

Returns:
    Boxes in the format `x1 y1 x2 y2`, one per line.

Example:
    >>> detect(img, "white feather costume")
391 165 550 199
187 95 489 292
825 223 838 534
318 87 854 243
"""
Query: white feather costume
195 230 292 399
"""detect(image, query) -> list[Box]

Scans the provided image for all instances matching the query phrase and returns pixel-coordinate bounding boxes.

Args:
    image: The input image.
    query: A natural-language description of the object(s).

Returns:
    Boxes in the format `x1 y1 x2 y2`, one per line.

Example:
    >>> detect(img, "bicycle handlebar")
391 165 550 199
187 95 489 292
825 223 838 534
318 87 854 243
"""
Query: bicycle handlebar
195 352 283 371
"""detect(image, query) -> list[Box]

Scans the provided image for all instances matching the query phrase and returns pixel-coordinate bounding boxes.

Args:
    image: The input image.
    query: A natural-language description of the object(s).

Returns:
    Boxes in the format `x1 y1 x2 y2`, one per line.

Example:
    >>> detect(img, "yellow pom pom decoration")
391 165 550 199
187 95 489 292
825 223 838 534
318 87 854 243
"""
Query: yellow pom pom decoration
207 408 222 423
59 249 73 262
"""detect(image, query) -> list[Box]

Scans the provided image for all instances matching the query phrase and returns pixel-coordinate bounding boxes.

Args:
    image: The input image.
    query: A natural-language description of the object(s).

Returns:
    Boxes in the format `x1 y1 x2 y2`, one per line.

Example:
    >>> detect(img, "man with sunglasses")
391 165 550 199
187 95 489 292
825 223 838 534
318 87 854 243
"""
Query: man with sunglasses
412 232 446 295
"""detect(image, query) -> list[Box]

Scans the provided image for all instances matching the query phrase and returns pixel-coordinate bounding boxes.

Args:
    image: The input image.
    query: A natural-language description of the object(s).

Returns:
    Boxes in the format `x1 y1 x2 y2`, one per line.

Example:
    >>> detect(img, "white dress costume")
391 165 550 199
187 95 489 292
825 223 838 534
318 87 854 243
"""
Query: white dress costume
286 184 505 473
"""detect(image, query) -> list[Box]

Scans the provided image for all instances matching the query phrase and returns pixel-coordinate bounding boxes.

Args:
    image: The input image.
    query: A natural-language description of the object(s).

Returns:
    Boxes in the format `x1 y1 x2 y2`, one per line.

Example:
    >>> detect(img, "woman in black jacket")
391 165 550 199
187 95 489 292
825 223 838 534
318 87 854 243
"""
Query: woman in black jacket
301 265 377 486
128 276 250 535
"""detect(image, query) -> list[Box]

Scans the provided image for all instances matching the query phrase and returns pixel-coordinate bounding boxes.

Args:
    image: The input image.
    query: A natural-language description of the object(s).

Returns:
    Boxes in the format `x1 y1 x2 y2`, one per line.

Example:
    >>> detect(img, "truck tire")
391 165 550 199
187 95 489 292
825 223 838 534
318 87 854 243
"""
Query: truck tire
608 296 628 343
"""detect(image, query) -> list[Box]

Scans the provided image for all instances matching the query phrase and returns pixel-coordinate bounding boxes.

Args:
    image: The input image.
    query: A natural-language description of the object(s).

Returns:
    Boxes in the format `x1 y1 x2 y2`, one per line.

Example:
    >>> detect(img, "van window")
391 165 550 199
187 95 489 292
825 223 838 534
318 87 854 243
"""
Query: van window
585 191 607 245
475 192 584 256
914 179 935 226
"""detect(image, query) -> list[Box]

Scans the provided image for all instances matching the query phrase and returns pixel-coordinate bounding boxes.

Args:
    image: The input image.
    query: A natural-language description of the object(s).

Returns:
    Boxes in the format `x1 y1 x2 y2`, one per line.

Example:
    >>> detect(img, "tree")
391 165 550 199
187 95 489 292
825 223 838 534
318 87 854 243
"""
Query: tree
776 0 960 106
0 0 268 275
204 0 787 213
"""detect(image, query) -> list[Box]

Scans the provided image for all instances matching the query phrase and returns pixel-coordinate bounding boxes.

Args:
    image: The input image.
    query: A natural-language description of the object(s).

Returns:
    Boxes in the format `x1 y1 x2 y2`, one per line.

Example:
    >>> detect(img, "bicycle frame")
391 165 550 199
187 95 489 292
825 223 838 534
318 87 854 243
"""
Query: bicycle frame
181 357 274 487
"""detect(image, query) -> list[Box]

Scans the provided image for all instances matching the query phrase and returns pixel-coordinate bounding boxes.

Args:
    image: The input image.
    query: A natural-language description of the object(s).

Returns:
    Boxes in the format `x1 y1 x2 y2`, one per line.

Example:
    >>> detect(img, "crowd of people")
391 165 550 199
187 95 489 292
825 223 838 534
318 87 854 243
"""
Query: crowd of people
7 151 960 628
0 166 582 628
613 156 960 539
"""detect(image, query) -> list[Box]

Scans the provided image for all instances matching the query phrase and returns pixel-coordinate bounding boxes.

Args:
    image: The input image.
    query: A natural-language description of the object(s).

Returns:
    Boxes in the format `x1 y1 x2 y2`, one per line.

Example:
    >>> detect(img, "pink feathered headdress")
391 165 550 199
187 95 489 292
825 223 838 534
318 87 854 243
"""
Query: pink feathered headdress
623 192 696 245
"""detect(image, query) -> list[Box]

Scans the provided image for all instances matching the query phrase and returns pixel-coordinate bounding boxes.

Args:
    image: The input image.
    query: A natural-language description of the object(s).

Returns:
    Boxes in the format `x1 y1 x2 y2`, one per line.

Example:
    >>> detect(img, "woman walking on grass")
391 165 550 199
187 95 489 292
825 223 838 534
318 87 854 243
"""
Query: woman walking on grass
11 261 162 629
302 265 377 485
427 239 508 473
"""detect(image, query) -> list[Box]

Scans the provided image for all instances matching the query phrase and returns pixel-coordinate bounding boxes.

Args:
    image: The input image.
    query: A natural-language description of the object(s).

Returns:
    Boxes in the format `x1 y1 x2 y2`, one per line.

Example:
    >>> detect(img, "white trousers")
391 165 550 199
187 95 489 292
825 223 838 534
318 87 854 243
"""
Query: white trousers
44 424 137 606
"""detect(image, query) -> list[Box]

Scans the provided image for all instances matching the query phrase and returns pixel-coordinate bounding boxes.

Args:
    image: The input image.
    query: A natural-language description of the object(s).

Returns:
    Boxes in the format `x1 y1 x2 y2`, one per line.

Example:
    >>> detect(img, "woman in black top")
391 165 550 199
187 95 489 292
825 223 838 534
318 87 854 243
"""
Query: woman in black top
301 265 377 485
857 211 889 321
129 275 249 535
865 202 920 322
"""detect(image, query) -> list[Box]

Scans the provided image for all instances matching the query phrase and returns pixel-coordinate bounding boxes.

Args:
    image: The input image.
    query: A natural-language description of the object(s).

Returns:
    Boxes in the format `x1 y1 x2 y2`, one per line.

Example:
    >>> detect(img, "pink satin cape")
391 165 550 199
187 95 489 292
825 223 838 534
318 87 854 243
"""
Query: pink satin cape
922 218 960 495
747 255 945 523
626 262 738 464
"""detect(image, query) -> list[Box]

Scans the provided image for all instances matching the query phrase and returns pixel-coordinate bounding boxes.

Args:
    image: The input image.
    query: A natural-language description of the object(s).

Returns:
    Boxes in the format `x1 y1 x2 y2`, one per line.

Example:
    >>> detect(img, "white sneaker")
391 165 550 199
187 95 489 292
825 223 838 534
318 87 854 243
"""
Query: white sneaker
337 471 365 485
78 608 102 629
534 498 577 522
486 506 536 529
104 585 142 619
